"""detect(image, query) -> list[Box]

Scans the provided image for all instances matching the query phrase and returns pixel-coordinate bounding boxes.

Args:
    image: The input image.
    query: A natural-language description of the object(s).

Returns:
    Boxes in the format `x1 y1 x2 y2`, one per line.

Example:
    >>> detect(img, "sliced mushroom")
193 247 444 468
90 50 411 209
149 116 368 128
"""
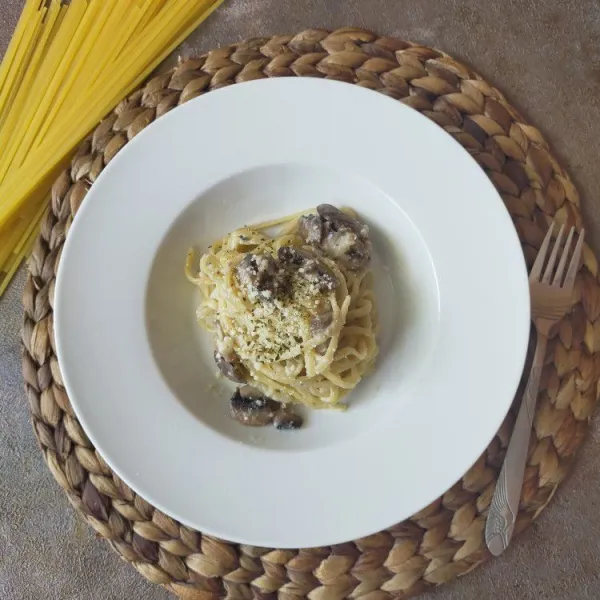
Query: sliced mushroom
316 205 372 271
316 204 343 219
235 253 279 300
273 404 303 430
278 246 338 293
277 245 308 266
310 311 333 336
297 214 323 245
314 341 329 355
320 228 371 271
230 386 279 426
214 350 247 383
317 204 370 238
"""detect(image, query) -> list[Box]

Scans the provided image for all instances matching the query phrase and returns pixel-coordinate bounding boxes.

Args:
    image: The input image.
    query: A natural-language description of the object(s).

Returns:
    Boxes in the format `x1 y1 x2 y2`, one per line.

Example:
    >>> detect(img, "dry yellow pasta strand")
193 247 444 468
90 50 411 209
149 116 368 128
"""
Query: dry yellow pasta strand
106 0 158 66
0 0 219 205
0 0 227 298
34 0 114 145
51 0 217 138
0 190 46 274
65 0 222 122
69 0 144 100
0 0 39 105
0 1 86 183
0 4 62 171
0 0 224 227
10 0 92 172
0 0 171 188
0 5 68 177
0 5 45 125
0 210 44 296
137 0 170 31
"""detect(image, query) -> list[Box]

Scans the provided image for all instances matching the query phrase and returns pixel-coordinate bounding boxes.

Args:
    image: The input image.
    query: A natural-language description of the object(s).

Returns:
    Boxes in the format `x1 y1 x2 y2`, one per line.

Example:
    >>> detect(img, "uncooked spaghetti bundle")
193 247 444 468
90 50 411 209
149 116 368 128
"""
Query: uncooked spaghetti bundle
0 0 225 295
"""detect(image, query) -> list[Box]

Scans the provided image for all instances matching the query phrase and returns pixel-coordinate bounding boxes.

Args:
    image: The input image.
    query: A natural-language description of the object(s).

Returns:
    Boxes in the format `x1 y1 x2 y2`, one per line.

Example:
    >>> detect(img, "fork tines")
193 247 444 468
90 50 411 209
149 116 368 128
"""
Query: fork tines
530 224 585 289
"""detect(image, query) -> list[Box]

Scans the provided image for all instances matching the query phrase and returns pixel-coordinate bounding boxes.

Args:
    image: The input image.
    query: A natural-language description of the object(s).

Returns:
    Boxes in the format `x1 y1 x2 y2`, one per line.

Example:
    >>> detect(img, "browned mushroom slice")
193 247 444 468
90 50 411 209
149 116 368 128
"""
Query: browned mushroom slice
278 246 338 292
314 341 329 355
230 386 279 427
316 204 343 218
320 228 371 271
317 204 369 238
316 205 372 271
273 404 304 430
310 311 333 336
235 253 279 300
214 350 247 383
277 245 307 266
297 214 323 245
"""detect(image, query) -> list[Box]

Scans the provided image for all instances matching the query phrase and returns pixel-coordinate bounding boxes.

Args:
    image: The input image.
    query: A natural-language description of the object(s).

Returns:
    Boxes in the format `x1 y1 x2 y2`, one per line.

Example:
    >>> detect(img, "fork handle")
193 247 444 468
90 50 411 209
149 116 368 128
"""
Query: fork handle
485 331 548 556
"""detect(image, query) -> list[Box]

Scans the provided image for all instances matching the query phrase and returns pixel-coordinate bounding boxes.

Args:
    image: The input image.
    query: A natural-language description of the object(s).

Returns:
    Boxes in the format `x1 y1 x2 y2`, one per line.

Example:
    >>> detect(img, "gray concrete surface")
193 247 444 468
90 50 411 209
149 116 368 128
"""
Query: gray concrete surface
2 1 600 598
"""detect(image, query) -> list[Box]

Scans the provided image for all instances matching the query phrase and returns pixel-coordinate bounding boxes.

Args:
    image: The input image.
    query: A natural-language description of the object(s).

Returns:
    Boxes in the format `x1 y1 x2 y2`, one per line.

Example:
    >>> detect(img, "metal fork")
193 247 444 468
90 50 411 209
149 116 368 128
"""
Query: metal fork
485 223 585 556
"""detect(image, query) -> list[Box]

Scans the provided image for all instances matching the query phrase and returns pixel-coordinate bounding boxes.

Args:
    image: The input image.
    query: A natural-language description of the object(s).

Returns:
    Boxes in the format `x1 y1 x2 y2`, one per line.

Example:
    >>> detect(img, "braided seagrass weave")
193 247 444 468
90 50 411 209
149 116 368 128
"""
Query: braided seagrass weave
21 29 600 599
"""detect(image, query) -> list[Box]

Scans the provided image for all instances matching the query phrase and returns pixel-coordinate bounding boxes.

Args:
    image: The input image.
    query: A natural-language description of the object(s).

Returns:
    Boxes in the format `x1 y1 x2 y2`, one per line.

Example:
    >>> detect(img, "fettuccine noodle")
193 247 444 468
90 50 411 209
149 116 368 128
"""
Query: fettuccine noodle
185 208 378 410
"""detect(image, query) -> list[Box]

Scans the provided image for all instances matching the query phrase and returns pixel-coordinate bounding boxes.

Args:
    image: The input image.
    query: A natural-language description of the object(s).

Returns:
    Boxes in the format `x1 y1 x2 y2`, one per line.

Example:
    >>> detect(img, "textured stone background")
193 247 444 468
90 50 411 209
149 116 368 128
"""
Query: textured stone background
2 1 600 598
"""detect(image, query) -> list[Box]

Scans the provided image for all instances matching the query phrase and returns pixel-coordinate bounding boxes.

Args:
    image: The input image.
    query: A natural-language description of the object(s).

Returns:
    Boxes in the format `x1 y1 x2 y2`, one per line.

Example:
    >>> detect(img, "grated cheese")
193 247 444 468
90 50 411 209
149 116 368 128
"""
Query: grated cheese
231 263 328 364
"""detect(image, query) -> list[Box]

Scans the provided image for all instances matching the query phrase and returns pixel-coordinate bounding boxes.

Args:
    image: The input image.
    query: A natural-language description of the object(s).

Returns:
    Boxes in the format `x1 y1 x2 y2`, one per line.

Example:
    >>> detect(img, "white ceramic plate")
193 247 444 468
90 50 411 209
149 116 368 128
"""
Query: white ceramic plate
55 78 529 548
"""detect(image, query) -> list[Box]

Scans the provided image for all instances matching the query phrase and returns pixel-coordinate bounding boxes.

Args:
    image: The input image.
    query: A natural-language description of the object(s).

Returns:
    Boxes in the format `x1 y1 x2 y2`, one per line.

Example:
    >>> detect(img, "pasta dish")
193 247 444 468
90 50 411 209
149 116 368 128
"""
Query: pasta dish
185 205 378 430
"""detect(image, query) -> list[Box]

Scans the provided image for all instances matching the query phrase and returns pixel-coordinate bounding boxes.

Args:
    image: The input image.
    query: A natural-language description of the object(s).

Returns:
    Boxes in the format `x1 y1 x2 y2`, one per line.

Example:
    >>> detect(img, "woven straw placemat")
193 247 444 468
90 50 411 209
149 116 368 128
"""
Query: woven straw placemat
22 29 600 600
